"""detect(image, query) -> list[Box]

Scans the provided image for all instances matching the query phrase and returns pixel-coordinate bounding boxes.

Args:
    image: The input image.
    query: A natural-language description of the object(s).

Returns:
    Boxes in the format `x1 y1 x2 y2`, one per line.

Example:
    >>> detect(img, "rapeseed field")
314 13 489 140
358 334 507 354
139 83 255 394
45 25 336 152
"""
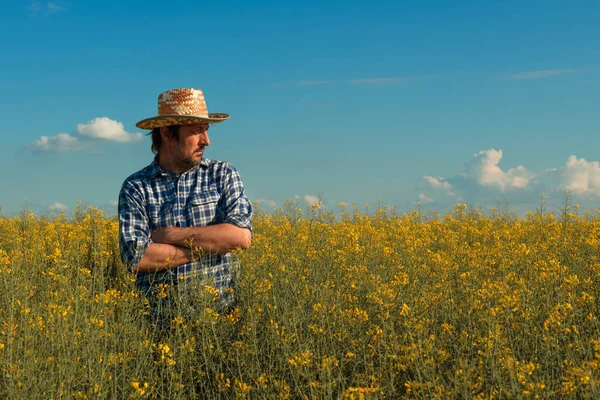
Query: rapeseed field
0 198 599 399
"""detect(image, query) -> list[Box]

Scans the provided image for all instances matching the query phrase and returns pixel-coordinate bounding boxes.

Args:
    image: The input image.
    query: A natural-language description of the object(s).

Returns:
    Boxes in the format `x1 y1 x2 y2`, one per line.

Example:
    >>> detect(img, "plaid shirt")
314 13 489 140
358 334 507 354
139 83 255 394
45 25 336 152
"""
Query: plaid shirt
118 157 253 313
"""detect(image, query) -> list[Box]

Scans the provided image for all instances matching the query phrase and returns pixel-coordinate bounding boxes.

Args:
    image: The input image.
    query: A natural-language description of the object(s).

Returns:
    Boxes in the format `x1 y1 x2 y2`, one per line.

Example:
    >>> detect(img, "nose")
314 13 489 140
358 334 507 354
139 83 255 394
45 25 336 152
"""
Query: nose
199 131 210 147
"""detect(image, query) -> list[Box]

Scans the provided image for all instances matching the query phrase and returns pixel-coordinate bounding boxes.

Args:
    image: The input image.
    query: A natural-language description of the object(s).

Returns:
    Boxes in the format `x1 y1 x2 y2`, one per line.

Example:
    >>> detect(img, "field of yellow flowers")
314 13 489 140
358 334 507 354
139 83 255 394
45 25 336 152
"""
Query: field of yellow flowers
1 199 600 399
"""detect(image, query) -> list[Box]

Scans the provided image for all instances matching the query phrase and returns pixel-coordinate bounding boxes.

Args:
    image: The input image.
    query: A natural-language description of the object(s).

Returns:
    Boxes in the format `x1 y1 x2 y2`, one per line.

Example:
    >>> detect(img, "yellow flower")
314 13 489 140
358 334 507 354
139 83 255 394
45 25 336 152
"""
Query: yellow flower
131 381 149 396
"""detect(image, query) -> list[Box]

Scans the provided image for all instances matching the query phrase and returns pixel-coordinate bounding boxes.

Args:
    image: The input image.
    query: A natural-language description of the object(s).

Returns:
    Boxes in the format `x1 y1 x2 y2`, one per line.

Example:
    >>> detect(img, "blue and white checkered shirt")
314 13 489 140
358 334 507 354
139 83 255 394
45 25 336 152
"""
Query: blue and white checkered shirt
118 157 253 310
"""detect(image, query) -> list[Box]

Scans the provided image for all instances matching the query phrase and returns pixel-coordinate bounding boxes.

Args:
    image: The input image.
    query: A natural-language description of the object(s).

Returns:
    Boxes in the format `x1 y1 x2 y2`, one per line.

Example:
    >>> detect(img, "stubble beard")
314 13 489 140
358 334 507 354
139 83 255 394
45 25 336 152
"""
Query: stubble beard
173 149 201 172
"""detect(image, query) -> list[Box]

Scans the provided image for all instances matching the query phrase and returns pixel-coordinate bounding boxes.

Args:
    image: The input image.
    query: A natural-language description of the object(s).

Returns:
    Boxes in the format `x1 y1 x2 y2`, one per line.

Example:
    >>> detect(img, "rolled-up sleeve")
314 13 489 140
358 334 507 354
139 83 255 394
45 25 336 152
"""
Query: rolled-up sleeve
220 163 253 233
118 181 153 270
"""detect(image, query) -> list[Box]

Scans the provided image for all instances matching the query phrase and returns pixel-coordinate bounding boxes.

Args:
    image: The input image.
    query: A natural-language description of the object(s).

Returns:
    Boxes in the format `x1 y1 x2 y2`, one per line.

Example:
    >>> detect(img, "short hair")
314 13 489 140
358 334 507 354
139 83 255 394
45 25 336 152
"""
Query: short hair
148 125 181 155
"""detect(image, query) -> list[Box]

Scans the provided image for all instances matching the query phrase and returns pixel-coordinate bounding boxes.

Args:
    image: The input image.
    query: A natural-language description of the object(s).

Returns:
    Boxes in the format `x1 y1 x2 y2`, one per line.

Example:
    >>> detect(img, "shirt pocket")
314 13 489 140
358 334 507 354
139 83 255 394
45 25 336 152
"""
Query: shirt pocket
146 200 174 230
186 190 221 226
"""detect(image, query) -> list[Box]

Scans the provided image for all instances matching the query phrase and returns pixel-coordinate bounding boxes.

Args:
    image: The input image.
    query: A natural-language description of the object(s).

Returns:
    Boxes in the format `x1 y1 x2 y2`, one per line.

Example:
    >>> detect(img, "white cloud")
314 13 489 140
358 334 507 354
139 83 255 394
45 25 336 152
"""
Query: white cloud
29 133 82 153
460 149 534 192
417 193 434 204
424 176 452 190
46 2 65 13
294 194 320 206
29 117 142 154
76 117 143 143
507 69 579 80
29 1 66 15
417 148 539 212
419 150 600 214
255 198 277 208
109 200 118 207
49 202 68 211
304 195 320 206
556 155 600 197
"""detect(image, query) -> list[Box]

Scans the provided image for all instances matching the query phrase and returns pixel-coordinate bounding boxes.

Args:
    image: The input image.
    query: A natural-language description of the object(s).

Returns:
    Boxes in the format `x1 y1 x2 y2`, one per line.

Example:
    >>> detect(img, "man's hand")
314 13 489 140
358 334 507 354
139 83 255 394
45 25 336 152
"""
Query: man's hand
151 227 178 245
133 243 192 273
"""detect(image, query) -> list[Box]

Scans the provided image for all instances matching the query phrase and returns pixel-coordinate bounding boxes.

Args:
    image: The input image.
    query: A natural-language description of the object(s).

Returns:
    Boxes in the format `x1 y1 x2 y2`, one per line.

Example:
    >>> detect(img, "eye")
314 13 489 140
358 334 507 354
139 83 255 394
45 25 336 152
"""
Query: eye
193 126 209 134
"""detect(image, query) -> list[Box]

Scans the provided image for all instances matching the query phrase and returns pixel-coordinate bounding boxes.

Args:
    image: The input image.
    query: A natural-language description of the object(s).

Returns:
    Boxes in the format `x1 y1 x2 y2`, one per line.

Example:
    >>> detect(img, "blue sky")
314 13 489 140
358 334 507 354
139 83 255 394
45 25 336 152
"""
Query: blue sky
1 0 599 216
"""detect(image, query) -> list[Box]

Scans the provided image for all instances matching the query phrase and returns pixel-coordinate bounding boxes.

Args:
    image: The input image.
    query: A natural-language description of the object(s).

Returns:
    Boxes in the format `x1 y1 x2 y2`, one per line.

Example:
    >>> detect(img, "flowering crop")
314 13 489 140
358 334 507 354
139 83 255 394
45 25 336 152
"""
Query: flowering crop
0 200 599 398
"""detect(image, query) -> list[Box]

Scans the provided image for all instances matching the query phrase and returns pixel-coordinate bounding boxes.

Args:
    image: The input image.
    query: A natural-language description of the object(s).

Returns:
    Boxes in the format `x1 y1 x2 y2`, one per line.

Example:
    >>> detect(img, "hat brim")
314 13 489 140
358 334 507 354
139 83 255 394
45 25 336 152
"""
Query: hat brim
135 114 230 129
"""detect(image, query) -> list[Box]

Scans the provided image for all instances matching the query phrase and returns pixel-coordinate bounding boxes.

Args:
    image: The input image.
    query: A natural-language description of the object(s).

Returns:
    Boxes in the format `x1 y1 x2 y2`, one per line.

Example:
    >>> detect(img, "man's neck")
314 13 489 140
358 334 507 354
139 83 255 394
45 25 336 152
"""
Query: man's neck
157 152 181 174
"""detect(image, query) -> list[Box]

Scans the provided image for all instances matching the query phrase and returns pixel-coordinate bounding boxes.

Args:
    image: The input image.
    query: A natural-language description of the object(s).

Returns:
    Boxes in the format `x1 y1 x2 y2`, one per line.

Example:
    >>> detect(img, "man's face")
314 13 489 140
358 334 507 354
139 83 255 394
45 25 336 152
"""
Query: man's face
166 123 211 171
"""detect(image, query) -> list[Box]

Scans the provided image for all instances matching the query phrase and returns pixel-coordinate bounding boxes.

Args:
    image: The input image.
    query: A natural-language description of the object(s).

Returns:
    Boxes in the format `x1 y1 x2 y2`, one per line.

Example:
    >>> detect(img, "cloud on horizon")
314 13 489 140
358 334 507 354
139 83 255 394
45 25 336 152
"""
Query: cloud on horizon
423 176 452 190
28 133 83 153
28 117 143 154
304 195 320 206
76 117 143 143
416 193 434 204
49 202 68 211
459 149 535 192
416 149 600 212
294 194 321 206
255 198 278 208
551 155 600 197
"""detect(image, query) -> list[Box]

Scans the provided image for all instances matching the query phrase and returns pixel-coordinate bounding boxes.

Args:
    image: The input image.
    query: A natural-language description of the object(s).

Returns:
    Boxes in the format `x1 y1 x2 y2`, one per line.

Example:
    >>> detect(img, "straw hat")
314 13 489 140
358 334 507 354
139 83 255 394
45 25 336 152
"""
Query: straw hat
135 88 230 129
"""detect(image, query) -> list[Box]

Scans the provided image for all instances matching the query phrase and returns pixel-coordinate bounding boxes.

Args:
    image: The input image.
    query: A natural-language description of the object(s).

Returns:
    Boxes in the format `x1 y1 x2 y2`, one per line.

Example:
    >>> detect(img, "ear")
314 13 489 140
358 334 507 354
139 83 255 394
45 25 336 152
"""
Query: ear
159 126 170 142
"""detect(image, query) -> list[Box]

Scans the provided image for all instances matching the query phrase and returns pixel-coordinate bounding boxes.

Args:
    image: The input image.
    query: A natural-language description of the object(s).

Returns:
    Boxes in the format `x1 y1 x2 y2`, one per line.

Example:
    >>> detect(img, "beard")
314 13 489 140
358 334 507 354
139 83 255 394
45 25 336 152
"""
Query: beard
172 149 202 172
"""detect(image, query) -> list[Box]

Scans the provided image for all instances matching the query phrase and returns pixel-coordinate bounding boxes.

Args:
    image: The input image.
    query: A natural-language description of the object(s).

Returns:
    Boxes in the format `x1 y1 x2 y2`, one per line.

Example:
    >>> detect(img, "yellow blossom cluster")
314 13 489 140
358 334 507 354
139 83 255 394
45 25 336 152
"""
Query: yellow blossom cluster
0 201 599 398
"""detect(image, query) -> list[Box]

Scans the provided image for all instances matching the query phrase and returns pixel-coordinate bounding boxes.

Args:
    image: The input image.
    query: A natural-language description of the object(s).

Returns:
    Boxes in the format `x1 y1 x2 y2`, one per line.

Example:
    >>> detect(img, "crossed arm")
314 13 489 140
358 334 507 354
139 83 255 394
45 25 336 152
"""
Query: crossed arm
120 163 253 274
133 224 252 273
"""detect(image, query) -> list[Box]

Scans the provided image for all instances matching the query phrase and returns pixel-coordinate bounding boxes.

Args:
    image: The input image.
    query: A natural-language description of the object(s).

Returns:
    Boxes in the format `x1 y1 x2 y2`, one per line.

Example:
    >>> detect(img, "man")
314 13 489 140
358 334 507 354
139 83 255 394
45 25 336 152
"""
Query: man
118 88 253 325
